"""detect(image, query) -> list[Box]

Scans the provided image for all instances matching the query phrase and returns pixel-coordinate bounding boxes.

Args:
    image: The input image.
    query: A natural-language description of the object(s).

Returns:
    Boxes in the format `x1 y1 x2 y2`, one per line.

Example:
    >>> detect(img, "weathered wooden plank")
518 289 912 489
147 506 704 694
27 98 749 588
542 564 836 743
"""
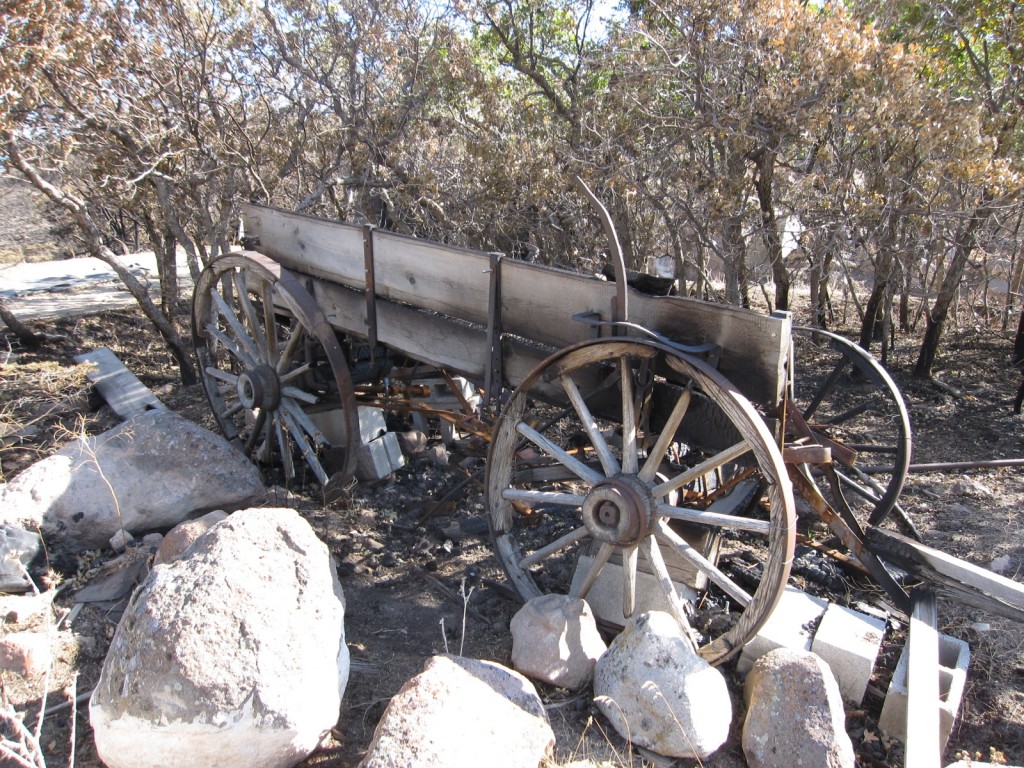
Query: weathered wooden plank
310 279 551 392
866 527 1024 622
906 588 940 768
242 203 790 407
74 347 167 420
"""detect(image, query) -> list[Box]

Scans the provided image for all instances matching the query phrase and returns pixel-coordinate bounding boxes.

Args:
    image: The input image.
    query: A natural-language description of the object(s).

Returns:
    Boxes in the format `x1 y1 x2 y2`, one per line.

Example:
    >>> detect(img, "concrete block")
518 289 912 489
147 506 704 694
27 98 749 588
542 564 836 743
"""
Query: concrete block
309 406 386 447
811 603 886 704
879 632 970 751
570 555 698 628
355 432 405 481
737 586 827 675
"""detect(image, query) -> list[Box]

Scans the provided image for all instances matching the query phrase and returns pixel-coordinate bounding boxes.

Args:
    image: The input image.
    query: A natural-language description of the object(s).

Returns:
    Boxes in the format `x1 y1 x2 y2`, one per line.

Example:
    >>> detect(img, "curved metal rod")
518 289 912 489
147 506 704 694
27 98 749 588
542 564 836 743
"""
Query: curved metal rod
575 175 628 324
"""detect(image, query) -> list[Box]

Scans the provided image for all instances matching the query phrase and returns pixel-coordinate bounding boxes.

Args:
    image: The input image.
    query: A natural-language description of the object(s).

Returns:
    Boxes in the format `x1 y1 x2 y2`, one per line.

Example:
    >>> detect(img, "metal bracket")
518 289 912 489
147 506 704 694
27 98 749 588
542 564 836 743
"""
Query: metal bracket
485 252 504 409
362 225 378 363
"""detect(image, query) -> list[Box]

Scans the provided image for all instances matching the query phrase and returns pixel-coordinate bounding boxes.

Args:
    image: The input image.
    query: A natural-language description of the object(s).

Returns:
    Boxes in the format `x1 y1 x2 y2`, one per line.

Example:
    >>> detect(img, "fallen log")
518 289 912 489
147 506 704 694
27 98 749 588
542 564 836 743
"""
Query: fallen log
865 527 1024 623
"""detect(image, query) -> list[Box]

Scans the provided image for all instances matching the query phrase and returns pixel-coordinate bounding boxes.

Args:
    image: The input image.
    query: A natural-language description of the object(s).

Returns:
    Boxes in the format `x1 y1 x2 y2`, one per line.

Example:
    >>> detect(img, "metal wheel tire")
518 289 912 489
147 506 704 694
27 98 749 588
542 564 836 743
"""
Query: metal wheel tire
486 338 796 665
791 327 912 527
193 251 358 487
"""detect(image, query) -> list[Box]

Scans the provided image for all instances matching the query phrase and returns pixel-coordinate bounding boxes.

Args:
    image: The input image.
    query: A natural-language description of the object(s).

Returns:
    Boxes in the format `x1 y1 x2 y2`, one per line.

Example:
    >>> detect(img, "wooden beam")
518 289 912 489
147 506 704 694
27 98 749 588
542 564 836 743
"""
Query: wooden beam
866 527 1024 623
74 347 167 420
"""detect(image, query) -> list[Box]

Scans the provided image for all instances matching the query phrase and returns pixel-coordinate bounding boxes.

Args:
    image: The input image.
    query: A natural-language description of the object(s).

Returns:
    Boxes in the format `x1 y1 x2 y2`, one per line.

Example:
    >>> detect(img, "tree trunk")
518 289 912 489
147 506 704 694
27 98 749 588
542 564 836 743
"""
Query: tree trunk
0 297 45 349
915 203 990 378
5 134 198 385
753 149 789 311
859 248 894 351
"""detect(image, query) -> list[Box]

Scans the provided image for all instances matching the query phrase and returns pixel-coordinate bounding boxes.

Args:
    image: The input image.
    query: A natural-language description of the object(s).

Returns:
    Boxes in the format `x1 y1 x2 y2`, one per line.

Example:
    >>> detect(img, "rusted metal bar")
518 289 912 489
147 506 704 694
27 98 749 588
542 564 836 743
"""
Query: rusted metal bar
861 458 1024 474
485 251 504 409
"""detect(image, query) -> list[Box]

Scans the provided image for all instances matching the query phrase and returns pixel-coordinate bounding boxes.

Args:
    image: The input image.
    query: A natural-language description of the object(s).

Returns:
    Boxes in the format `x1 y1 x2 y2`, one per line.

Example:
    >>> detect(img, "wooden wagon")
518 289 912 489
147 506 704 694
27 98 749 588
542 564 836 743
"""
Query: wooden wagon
191 198 927 667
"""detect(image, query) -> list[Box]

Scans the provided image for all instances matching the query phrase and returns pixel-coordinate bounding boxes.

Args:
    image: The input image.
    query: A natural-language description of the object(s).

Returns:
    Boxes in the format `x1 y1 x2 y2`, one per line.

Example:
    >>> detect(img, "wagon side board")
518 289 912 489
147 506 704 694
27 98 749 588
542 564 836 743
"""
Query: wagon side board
242 203 791 407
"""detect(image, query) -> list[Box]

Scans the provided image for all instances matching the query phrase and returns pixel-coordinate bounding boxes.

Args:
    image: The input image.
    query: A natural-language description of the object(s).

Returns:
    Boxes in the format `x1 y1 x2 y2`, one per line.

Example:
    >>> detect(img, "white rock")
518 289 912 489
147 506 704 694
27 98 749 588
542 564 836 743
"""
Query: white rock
108 529 135 553
742 648 854 768
511 594 606 690
594 611 731 759
90 508 348 768
359 655 554 768
990 554 1012 574
951 475 993 498
0 411 264 552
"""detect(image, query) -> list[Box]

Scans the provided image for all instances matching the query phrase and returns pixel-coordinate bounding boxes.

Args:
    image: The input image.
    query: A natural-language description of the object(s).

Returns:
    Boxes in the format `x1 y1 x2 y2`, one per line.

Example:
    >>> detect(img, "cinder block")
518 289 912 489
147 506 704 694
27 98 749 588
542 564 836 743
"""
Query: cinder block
570 555 698 627
737 586 827 675
309 407 386 447
355 432 404 481
811 603 886 704
878 632 970 751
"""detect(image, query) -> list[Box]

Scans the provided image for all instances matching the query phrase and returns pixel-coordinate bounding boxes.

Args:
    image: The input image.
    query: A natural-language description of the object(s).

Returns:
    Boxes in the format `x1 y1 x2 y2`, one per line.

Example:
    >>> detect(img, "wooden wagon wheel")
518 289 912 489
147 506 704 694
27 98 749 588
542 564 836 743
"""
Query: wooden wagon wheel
790 327 913 530
193 251 358 487
486 338 795 665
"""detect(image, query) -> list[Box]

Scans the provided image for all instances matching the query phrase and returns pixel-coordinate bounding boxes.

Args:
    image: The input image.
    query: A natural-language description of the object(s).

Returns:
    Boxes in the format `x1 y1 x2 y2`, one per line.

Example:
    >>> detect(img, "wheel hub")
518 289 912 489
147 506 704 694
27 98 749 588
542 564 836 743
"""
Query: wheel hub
236 364 281 410
581 475 656 546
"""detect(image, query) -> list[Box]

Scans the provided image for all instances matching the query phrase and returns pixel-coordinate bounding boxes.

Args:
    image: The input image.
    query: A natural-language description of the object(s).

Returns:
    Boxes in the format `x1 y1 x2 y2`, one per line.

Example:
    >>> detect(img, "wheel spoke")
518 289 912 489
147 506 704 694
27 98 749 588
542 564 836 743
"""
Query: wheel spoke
501 488 587 508
519 526 589 568
516 422 605 485
280 406 329 483
656 500 771 534
622 545 639 619
244 409 268 455
560 374 620 477
281 386 319 405
232 269 270 362
275 324 305 374
639 535 692 627
802 357 851 421
274 416 296 481
261 282 279 363
281 398 330 447
655 521 752 607
204 367 238 385
220 401 244 419
211 289 262 364
652 440 752 498
639 385 693 483
204 323 257 368
569 542 613 600
619 357 639 475
279 362 313 384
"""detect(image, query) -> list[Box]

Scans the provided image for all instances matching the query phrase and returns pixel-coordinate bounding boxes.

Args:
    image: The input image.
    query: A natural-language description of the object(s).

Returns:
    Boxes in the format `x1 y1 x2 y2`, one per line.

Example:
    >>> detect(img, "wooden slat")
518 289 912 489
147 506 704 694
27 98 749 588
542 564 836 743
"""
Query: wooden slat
906 588 940 768
866 527 1024 622
242 203 790 407
74 347 167 420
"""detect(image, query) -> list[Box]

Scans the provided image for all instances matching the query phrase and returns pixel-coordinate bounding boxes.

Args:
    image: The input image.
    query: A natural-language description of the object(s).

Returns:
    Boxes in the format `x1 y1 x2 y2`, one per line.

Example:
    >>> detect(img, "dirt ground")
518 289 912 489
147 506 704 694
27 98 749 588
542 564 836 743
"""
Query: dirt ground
1 301 1022 768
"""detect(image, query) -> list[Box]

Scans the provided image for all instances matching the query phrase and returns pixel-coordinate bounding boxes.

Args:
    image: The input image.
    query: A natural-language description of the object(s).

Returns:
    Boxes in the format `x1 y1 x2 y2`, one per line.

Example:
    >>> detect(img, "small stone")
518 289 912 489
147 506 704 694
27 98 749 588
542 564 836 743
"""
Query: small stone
945 502 972 515
511 595 606 690
423 445 449 468
395 430 428 456
153 510 228 566
990 555 1012 574
0 631 51 677
141 533 164 548
951 476 993 498
109 529 135 553
0 591 54 624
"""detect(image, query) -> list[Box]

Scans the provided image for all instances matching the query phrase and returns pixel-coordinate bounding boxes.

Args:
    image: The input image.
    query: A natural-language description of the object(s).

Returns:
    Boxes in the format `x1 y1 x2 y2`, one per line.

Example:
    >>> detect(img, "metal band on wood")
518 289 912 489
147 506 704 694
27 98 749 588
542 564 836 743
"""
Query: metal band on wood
485 251 504 408
363 225 378 362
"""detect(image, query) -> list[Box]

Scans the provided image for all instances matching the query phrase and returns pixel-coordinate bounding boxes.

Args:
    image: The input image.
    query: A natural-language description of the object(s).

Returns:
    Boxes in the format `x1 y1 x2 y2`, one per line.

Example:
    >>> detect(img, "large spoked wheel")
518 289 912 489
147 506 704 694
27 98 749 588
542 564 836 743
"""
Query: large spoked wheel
486 338 795 665
193 251 358 487
790 327 912 528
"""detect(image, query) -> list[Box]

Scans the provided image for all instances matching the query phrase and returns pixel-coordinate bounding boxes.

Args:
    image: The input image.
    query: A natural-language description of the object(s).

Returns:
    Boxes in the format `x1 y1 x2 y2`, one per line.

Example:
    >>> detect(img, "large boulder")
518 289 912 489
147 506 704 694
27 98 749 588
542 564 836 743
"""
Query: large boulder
594 611 732 759
510 594 607 690
90 507 348 768
0 411 264 551
360 655 554 768
742 648 855 768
